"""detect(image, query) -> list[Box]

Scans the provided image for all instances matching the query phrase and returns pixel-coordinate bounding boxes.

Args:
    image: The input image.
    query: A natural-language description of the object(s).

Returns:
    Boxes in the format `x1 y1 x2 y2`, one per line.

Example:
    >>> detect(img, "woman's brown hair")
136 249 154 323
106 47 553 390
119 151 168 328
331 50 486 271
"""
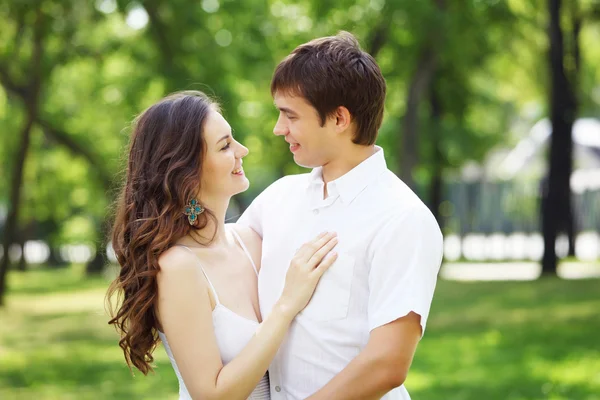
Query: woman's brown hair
106 91 218 374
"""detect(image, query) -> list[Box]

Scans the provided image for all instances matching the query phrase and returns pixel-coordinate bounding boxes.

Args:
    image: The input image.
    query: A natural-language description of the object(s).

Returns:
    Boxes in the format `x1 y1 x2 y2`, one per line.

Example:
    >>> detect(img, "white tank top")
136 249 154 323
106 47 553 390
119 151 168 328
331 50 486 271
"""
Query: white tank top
158 228 270 400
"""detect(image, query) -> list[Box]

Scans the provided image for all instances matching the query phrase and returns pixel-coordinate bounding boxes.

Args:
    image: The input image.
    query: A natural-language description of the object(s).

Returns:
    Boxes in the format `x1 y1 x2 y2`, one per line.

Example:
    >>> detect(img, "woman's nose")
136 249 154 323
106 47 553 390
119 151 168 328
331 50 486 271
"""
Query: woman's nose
237 142 249 158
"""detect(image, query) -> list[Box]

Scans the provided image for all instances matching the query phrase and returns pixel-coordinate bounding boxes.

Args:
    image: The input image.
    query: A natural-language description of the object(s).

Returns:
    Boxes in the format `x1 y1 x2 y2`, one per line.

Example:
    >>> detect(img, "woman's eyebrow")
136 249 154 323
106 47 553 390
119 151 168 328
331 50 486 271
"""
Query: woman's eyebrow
217 134 232 143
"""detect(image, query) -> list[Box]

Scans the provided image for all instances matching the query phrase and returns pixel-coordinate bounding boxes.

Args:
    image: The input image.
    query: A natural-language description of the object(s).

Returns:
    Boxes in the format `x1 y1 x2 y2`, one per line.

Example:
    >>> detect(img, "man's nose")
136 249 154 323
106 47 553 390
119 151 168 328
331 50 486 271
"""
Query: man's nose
273 116 287 136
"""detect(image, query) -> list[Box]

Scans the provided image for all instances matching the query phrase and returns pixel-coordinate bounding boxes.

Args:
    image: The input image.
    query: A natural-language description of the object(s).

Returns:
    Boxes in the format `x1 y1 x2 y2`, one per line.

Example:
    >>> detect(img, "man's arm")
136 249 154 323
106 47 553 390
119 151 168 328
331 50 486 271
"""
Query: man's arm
310 206 443 399
307 312 422 400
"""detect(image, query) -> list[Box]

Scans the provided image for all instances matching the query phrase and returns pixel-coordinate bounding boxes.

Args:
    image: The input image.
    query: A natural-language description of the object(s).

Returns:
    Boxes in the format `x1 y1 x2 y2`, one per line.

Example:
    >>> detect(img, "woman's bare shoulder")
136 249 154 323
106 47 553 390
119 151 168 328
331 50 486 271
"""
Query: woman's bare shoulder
158 245 220 297
158 245 200 275
228 223 262 270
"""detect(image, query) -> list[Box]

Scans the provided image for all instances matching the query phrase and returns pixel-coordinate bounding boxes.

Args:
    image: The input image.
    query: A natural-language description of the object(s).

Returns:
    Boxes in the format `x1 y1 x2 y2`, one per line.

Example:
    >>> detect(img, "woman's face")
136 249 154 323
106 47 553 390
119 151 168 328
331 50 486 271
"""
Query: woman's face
200 109 249 200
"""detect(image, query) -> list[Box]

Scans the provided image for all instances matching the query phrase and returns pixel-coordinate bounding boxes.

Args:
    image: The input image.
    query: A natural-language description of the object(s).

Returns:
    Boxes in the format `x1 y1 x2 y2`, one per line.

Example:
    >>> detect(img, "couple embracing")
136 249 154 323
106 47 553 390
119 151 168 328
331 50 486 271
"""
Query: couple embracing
108 32 443 400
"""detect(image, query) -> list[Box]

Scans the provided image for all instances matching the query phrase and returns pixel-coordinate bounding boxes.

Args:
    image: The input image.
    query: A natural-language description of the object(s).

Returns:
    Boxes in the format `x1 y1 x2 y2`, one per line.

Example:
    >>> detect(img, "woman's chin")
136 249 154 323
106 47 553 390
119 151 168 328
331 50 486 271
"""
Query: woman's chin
233 178 250 195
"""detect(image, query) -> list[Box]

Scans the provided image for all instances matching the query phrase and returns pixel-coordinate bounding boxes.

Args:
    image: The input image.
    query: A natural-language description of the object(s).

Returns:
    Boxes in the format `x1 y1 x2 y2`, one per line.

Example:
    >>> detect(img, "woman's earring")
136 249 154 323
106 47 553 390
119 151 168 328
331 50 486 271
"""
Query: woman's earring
184 199 204 226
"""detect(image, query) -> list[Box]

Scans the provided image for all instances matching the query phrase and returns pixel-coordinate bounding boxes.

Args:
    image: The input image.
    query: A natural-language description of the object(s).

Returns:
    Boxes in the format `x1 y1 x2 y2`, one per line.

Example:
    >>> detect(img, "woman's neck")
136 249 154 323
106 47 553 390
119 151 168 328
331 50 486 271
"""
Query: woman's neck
188 194 232 248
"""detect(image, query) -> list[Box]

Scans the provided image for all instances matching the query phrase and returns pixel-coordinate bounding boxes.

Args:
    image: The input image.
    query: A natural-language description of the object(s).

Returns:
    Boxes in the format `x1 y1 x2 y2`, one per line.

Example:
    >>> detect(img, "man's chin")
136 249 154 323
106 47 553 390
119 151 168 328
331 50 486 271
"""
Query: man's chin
293 154 320 169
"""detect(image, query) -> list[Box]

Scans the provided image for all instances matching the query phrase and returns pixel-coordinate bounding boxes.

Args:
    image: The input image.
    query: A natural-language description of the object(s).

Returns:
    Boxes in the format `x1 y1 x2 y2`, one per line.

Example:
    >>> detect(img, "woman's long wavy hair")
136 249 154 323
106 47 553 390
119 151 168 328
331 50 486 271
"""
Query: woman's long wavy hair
106 91 218 374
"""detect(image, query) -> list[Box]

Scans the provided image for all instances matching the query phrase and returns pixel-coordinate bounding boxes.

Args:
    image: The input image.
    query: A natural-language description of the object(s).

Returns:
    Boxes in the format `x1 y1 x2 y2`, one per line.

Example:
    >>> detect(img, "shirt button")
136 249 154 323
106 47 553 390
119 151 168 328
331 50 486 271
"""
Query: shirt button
313 209 319 215
275 386 281 392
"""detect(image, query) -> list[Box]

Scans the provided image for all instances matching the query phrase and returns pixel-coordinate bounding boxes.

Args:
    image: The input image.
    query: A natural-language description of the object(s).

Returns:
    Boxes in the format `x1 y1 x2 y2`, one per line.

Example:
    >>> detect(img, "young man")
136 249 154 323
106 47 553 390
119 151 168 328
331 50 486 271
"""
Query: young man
238 32 443 400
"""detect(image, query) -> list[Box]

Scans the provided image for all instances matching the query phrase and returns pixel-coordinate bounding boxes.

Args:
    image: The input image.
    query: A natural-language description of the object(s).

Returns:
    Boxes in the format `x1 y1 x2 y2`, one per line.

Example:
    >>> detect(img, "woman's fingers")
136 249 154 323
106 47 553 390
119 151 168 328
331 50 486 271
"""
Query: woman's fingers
312 251 338 278
297 232 336 260
307 235 338 268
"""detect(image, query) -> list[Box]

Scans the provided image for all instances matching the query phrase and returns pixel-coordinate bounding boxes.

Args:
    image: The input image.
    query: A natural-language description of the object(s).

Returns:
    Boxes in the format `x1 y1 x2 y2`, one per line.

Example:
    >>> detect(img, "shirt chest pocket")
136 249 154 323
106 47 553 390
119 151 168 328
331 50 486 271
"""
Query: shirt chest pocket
300 252 355 321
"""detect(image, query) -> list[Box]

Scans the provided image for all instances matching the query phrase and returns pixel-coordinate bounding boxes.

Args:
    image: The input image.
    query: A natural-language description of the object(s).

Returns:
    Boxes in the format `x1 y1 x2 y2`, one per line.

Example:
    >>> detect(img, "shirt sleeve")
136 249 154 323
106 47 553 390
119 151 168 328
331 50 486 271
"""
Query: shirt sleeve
237 192 266 238
368 206 443 335
236 178 285 238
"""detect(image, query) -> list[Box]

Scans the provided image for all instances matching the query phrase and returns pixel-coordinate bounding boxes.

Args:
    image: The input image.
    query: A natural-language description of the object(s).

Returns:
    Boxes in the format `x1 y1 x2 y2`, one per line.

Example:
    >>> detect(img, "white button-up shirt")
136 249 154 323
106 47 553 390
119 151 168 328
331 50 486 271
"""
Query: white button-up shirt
238 147 443 400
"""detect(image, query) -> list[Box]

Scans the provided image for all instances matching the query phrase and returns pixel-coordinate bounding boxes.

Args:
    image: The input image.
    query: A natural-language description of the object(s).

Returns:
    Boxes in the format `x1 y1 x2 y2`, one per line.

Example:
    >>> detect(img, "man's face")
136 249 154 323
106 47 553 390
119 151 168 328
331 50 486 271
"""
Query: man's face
273 91 337 168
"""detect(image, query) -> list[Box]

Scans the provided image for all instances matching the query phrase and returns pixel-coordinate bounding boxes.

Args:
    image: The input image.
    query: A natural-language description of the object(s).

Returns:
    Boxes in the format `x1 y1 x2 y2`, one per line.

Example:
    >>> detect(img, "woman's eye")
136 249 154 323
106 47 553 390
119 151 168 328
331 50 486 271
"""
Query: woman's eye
221 142 231 151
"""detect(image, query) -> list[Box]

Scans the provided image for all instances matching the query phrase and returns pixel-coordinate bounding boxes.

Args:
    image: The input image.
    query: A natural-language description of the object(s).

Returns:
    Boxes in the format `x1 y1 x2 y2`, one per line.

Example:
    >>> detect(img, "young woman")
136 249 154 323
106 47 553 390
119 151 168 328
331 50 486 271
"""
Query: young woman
107 91 338 400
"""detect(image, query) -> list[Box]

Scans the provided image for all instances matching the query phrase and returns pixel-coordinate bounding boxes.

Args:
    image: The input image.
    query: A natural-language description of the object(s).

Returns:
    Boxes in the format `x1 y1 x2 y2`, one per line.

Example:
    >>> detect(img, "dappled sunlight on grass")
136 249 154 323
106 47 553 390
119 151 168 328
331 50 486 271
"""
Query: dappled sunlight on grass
0 266 177 400
7 288 108 315
407 279 600 399
6 264 109 295
1 266 599 399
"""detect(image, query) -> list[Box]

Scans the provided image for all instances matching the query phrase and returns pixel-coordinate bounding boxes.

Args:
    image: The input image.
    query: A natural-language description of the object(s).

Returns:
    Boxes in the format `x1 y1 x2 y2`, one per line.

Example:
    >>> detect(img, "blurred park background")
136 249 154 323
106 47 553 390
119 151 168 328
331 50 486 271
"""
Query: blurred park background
1 0 599 399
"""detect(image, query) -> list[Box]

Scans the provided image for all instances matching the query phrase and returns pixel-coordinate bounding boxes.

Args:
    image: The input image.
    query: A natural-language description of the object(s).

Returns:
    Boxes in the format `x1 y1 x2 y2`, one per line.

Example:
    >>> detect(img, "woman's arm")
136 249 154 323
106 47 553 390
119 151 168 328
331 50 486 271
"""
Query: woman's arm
157 232 338 400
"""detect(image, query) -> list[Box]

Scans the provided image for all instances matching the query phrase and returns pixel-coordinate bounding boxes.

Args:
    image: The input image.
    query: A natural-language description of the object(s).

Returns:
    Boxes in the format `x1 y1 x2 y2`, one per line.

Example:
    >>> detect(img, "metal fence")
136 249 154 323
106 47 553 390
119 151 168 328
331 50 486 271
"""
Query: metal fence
442 180 600 235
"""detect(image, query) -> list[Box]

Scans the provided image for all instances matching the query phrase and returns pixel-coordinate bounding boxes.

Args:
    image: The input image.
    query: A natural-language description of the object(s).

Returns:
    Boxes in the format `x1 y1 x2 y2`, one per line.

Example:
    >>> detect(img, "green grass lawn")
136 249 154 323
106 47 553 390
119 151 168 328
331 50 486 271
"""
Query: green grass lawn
0 265 599 400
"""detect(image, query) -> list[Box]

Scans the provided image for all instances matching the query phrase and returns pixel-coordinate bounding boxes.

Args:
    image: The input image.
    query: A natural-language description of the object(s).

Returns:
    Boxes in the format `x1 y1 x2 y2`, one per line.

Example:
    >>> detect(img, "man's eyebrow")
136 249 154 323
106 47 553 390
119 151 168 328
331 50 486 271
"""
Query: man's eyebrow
277 106 298 115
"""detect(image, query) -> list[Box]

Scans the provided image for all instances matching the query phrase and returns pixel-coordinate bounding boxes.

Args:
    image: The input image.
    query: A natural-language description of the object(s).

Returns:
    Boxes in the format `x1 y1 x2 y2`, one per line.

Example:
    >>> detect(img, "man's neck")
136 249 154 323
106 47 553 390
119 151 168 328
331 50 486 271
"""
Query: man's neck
321 145 376 199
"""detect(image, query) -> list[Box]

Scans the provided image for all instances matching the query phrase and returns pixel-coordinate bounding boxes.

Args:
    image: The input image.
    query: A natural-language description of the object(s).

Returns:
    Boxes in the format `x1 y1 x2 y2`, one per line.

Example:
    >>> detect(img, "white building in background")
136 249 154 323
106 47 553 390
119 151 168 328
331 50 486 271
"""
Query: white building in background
443 118 600 262
497 117 600 192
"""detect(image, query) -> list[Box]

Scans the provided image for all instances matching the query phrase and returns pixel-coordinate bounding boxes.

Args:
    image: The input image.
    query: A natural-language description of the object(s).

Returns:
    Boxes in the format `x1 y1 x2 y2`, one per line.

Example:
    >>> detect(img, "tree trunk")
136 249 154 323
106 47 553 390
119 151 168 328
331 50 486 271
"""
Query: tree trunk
399 47 437 190
429 160 443 227
367 20 389 59
86 249 105 275
566 205 576 257
86 218 109 275
428 80 444 229
542 0 576 276
0 117 35 305
16 238 26 272
398 0 444 190
0 6 43 304
566 1 581 258
48 246 68 268
16 222 35 272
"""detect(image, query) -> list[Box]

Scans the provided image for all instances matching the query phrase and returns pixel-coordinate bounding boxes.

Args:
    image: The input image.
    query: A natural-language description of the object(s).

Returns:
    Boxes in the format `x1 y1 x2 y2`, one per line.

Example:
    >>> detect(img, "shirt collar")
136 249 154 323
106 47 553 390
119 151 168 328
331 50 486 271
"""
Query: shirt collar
307 146 387 205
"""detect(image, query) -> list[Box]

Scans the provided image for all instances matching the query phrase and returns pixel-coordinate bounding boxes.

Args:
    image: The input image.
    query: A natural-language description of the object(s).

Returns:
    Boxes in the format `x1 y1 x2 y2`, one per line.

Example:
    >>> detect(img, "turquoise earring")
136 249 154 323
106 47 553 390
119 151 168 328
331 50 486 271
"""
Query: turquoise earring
184 199 204 225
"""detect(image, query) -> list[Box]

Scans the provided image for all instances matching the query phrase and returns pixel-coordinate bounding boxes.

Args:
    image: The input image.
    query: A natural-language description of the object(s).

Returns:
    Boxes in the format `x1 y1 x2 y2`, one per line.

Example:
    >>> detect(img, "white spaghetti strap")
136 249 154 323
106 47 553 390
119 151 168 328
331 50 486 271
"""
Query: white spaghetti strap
174 244 220 304
230 228 259 276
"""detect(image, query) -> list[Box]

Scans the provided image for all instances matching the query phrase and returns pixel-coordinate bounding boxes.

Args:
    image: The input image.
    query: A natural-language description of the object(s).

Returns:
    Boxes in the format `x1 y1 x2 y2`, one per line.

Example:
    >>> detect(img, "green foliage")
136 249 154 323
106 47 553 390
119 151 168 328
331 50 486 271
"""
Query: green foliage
0 0 599 246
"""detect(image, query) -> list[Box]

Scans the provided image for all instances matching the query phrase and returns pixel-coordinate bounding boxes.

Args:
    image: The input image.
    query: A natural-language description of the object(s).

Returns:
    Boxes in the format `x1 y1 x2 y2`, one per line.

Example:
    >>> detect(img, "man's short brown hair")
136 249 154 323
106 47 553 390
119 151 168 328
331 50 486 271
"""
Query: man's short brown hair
271 31 386 146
